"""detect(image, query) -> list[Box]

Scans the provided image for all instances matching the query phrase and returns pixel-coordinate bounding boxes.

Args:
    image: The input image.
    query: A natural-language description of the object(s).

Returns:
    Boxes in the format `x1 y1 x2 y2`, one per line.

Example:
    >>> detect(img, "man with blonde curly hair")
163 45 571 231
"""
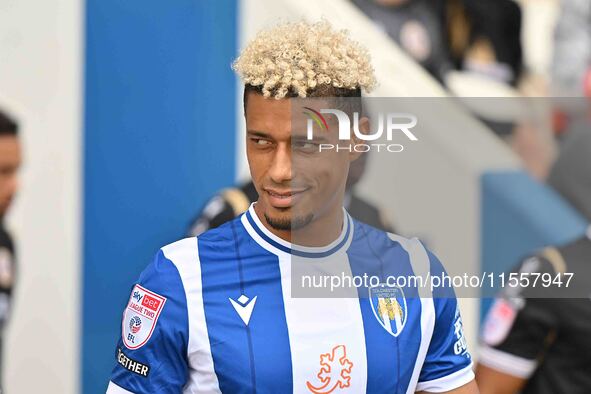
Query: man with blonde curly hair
107 21 478 394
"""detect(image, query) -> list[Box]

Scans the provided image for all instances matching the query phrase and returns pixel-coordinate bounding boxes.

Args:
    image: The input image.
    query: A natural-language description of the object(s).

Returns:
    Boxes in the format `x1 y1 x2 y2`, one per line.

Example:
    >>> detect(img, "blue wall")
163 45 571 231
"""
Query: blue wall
83 1 237 391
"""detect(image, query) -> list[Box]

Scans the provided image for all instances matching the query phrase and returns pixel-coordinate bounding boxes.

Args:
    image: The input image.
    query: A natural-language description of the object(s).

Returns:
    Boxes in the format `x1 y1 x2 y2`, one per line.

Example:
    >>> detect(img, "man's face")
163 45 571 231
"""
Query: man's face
0 135 21 218
245 92 358 231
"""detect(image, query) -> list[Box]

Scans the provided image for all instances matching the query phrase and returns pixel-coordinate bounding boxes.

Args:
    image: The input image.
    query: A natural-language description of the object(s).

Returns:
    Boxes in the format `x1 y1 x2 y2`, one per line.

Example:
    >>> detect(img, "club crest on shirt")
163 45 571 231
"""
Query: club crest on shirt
369 284 407 337
122 284 166 350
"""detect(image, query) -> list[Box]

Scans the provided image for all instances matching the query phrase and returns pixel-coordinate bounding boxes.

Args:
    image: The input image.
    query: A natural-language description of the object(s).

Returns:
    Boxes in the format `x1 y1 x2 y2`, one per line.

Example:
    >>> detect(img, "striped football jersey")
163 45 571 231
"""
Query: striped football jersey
107 204 473 393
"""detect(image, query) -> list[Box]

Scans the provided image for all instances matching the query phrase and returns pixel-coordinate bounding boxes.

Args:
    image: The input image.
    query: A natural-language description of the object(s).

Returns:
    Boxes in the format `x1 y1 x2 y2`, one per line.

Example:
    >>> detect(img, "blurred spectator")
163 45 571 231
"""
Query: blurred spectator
351 0 454 82
475 128 591 394
551 0 591 141
0 109 21 389
460 0 523 86
551 0 591 98
187 152 394 236
187 180 257 236
352 0 523 87
547 126 591 220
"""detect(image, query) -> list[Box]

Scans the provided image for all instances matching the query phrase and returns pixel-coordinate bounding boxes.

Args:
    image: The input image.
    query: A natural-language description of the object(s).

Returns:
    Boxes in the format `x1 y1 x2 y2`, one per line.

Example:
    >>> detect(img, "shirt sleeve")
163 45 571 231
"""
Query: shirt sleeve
107 249 189 393
479 255 560 379
416 250 474 393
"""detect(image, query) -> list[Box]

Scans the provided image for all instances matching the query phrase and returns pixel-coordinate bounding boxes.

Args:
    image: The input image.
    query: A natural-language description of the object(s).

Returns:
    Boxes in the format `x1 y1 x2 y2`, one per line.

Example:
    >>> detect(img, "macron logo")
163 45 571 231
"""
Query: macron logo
229 294 257 326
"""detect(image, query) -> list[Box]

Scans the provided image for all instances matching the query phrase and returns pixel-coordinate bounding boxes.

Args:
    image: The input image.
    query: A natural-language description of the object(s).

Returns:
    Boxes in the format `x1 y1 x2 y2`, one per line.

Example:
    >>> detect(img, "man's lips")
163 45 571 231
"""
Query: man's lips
264 188 309 208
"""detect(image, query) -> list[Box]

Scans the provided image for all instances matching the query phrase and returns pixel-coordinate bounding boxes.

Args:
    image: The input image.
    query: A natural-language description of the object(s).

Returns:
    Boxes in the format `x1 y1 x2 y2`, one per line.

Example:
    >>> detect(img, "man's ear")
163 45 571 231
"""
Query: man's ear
350 116 370 162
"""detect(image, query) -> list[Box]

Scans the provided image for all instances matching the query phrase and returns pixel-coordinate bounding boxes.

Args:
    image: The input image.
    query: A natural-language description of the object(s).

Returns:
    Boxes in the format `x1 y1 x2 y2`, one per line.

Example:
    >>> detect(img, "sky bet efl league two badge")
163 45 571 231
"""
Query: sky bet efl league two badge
369 284 408 337
122 284 166 350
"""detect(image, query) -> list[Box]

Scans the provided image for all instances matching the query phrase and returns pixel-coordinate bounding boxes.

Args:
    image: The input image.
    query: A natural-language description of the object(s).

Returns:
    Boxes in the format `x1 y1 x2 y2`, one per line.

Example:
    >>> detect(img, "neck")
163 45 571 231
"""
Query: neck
253 201 345 247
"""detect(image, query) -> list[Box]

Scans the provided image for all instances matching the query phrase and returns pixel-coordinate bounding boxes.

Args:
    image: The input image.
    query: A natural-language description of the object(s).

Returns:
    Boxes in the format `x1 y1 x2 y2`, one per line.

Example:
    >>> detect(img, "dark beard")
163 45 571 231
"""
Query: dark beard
264 212 314 231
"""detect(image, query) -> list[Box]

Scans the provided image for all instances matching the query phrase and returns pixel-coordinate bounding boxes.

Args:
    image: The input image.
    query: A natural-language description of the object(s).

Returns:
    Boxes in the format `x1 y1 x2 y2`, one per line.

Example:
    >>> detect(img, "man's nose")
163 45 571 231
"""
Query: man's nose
268 144 292 184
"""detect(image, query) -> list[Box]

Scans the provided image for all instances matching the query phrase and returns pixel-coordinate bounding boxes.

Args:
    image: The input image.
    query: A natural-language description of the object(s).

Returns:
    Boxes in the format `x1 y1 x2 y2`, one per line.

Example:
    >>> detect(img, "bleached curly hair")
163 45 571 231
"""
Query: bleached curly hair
233 20 377 100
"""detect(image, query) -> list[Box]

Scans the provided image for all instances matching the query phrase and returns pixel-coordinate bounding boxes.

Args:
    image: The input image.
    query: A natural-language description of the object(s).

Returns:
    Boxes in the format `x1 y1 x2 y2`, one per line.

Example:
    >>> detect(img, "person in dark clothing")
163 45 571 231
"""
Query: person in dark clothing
187 152 393 236
462 0 523 86
0 109 21 389
351 0 523 87
476 128 591 394
352 0 454 82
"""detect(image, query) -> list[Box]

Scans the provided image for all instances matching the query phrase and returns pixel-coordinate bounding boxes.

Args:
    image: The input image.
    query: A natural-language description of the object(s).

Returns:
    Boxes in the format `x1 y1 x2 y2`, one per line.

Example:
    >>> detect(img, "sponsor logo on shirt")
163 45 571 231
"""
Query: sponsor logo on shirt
453 306 470 357
117 348 150 377
122 284 166 350
306 345 353 394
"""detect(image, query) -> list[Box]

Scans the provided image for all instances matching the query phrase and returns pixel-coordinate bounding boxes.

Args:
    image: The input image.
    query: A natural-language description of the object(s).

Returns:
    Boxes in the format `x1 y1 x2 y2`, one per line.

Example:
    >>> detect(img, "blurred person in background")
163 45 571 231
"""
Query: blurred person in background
351 0 523 87
453 0 523 87
0 109 21 389
442 0 557 179
440 0 523 86
475 128 591 394
351 0 455 82
551 0 591 139
187 152 394 236
551 0 591 99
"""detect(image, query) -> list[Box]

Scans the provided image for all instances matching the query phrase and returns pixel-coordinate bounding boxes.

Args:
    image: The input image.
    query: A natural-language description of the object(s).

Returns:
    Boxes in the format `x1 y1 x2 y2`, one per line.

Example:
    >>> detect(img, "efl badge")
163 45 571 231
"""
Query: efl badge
369 284 407 337
482 298 517 346
122 284 166 350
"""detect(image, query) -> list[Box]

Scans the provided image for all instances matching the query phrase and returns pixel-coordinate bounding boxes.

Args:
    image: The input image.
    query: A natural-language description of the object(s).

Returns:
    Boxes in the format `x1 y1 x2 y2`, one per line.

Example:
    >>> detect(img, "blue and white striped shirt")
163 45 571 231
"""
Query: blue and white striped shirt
108 204 473 393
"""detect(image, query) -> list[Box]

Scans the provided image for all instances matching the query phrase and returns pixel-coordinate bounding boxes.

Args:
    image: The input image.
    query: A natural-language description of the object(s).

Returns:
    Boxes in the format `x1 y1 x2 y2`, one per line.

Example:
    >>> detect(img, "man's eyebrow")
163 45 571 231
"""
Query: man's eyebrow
246 130 273 139
291 134 330 143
